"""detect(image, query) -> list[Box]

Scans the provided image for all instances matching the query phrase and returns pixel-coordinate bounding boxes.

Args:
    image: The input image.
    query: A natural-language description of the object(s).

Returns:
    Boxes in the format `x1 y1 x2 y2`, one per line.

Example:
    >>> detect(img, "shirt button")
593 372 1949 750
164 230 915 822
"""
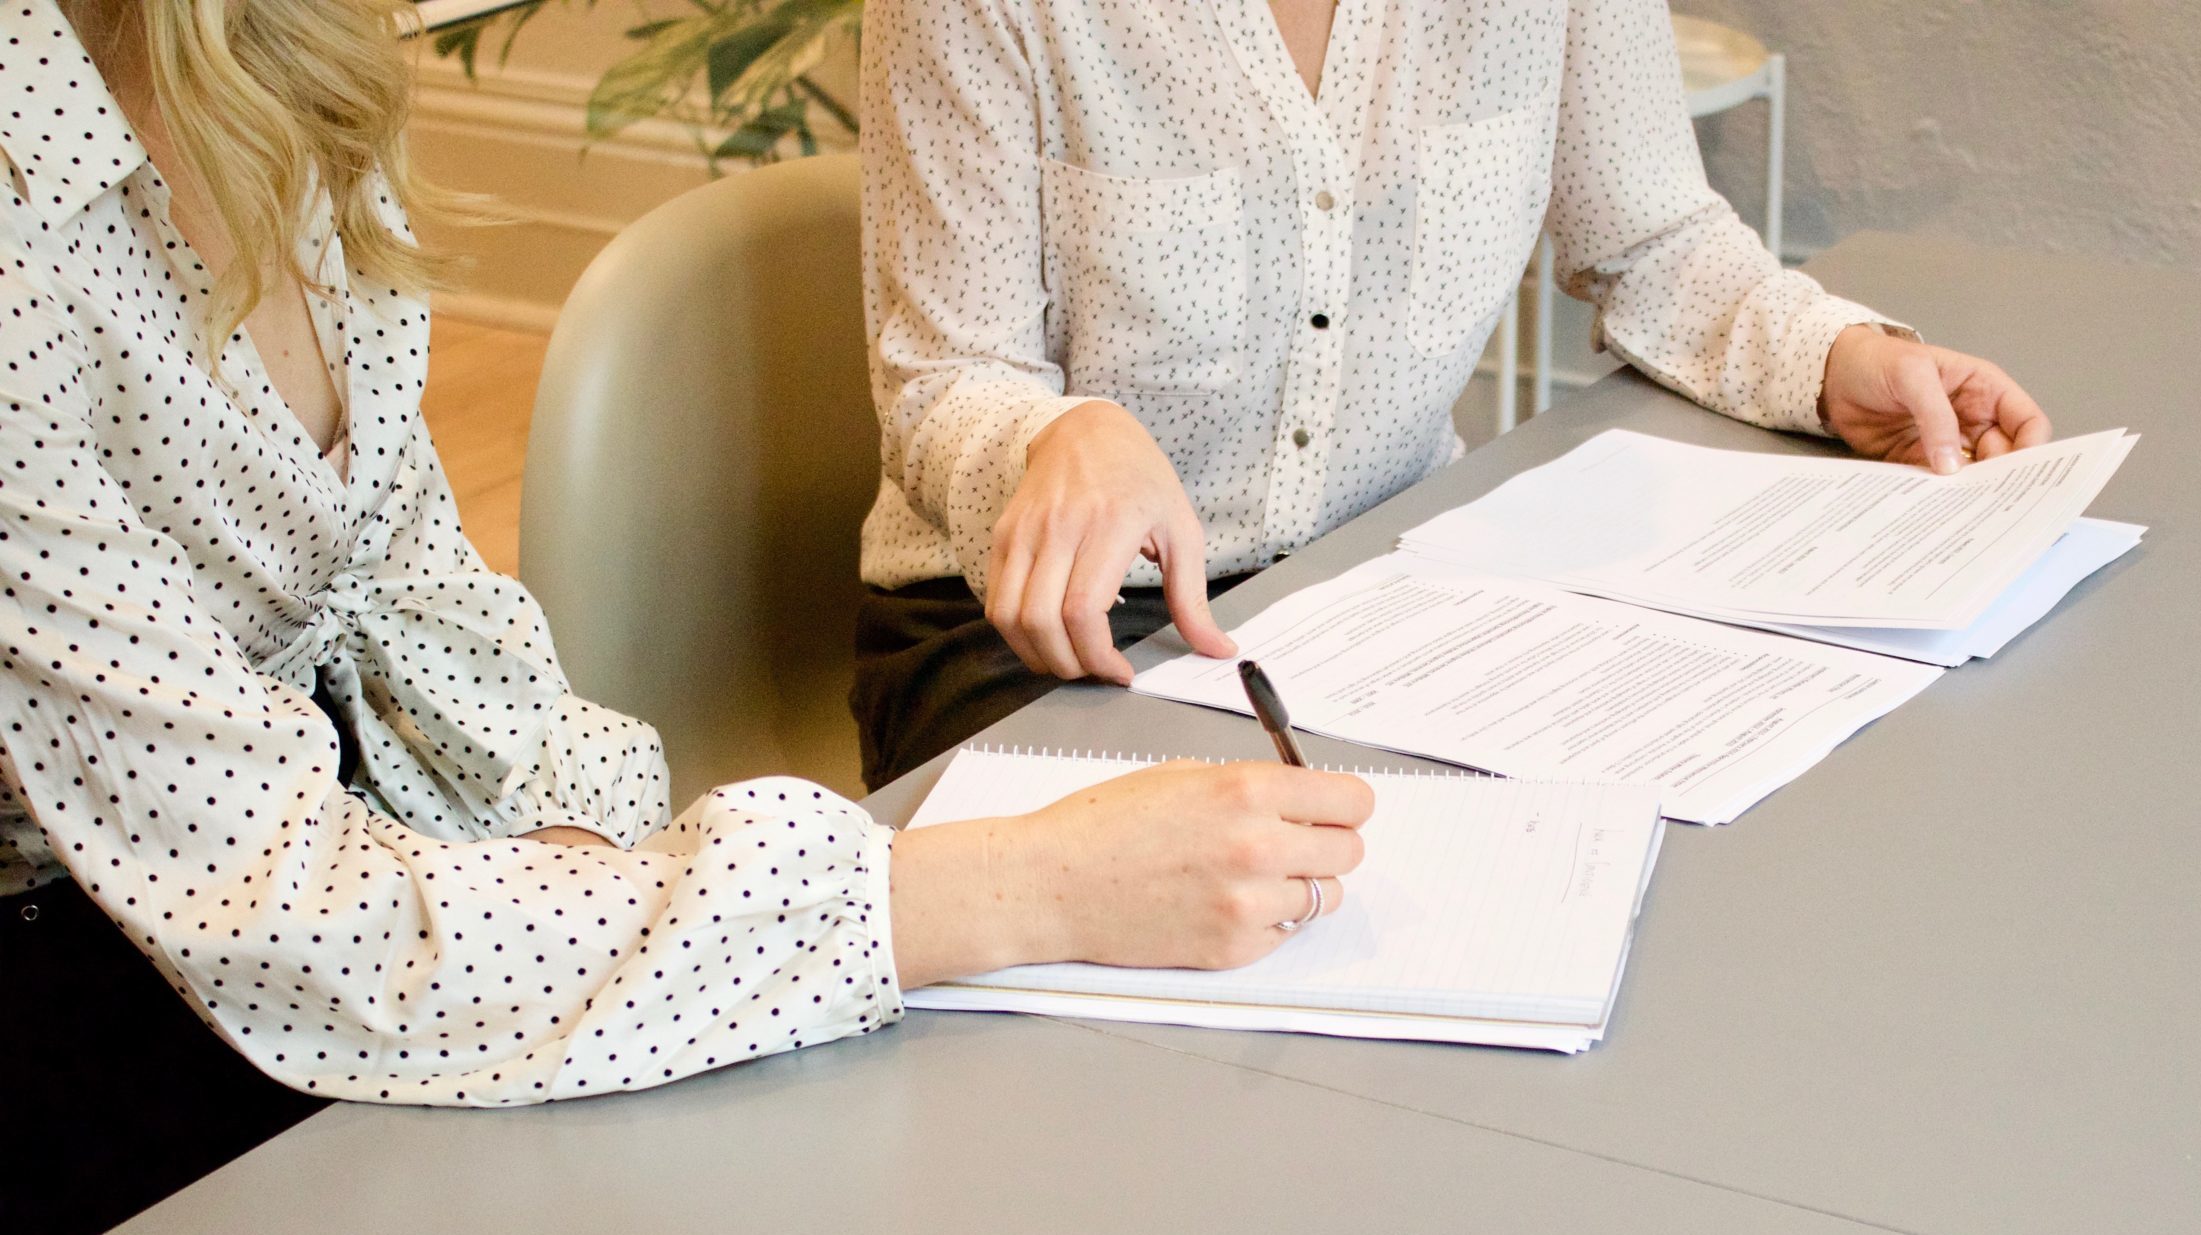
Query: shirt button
1292 427 1312 448
1310 313 1330 330
1314 190 1337 211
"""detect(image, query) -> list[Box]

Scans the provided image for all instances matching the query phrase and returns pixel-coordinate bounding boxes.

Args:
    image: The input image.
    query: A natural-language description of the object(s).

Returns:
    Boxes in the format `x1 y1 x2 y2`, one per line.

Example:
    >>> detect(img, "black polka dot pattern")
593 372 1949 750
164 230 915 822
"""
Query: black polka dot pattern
856 0 1905 597
0 0 902 1106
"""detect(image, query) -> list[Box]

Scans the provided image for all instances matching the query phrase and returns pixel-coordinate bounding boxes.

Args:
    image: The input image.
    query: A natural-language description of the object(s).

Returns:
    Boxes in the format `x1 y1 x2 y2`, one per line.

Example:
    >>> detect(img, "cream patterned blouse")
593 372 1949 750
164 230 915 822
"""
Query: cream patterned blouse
0 0 900 1106
858 0 1905 595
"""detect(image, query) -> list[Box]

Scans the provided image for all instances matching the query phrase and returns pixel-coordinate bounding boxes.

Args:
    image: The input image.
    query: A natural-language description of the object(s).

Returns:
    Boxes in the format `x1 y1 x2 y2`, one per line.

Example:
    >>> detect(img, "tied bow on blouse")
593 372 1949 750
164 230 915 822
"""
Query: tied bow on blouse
260 563 567 811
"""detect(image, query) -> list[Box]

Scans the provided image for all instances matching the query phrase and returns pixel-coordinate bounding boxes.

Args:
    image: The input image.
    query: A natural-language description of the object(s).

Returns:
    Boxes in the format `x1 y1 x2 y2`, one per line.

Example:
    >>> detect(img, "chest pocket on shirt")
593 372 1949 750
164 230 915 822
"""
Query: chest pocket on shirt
1406 109 1553 359
1042 160 1248 395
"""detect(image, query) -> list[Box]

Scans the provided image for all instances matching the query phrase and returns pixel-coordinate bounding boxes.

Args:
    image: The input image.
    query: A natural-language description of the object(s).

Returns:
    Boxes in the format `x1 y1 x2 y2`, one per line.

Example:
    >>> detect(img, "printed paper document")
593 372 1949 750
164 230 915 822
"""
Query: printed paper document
1399 429 2136 629
1737 517 2143 665
1132 553 1942 824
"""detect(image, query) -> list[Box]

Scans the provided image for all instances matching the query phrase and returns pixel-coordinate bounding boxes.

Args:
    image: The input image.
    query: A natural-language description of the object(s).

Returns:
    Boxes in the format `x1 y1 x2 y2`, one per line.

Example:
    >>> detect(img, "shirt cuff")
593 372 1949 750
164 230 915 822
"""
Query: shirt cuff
497 696 673 848
1768 293 1920 437
861 822 905 1020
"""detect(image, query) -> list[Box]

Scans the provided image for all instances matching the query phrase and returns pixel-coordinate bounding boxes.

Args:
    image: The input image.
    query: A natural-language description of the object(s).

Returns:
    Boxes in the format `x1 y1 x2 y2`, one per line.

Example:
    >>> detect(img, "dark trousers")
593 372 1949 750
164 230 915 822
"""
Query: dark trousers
0 879 328 1234
849 573 1250 790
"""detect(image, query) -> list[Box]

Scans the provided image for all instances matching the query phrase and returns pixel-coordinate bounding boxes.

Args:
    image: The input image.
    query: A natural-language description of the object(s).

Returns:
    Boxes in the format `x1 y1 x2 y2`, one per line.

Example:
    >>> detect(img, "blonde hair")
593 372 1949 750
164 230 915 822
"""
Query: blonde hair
134 0 467 342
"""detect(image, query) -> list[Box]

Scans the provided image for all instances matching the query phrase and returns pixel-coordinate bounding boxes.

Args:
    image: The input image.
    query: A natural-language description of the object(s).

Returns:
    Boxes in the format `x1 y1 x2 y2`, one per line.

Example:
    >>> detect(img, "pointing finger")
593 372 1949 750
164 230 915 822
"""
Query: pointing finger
1159 515 1237 660
1064 531 1142 684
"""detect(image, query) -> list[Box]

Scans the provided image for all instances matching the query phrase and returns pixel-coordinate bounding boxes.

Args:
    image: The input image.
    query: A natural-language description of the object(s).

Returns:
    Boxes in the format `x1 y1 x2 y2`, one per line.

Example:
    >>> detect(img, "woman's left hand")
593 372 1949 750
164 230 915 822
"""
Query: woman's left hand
1819 325 2053 474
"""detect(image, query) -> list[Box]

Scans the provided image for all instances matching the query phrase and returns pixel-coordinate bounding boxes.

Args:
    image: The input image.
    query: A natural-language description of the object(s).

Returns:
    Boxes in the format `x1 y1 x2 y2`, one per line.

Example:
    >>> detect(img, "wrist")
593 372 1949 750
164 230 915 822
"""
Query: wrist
521 824 616 848
887 815 1078 989
1818 324 1876 430
974 813 1084 966
1026 399 1132 464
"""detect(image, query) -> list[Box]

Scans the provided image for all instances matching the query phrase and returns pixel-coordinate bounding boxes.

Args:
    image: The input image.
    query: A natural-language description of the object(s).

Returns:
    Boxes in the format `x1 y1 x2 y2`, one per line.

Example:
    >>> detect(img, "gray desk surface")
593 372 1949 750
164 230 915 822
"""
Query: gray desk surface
126 233 2198 1235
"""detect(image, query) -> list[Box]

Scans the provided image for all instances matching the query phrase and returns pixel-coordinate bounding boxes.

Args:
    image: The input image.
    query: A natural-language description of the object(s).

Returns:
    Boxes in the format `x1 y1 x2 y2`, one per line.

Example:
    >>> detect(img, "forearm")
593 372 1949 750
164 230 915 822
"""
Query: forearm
1585 207 1897 435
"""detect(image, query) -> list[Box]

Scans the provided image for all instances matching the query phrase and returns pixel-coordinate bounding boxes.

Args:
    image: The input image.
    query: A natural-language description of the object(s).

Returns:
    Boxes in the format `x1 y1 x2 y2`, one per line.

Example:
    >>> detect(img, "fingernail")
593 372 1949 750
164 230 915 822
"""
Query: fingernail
1931 446 1964 475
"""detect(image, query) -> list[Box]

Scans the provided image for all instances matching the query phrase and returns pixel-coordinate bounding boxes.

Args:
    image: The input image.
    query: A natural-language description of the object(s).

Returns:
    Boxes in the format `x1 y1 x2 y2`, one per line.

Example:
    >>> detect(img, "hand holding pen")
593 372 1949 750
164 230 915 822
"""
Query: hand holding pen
1238 659 1308 767
1240 659 1351 932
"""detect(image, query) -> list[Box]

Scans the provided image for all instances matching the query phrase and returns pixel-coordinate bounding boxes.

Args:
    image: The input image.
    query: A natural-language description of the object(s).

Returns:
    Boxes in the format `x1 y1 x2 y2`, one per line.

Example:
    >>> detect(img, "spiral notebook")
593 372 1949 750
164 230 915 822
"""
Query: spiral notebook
902 748 1666 1052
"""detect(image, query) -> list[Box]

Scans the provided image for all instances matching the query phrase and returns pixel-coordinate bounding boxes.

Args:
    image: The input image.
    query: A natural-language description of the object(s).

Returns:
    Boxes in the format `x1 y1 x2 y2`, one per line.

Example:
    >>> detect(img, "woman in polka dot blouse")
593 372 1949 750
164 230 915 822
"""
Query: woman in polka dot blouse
850 0 2055 788
1 2 1375 1225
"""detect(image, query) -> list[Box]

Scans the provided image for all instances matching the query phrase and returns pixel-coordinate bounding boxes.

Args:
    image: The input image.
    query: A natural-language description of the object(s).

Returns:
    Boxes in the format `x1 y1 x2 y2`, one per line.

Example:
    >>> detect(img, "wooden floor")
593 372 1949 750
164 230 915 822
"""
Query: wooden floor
418 316 549 577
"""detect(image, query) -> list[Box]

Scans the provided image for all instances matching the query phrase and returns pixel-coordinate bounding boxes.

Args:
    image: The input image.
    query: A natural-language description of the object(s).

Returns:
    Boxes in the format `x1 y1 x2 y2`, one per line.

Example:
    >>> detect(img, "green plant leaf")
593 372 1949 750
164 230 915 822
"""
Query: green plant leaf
793 73 857 135
459 0 865 168
585 16 717 138
494 0 553 68
705 0 860 115
425 1 556 76
430 16 496 77
706 14 798 109
712 97 810 162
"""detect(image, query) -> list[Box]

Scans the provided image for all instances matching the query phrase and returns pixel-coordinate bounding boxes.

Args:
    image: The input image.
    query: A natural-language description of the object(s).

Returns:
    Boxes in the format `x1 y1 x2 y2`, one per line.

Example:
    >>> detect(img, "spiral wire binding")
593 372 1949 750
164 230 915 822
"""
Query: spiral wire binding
958 744 1555 782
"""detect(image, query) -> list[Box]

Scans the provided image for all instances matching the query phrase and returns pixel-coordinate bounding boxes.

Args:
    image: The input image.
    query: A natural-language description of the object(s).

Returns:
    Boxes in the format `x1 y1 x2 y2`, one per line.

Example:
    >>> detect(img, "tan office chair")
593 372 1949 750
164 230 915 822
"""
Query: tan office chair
520 153 876 805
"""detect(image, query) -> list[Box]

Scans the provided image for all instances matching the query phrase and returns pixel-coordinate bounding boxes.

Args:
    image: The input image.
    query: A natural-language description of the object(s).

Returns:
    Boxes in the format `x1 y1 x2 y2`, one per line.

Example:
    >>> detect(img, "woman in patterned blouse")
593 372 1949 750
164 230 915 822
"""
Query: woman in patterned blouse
851 0 2055 787
0 3 1371 1229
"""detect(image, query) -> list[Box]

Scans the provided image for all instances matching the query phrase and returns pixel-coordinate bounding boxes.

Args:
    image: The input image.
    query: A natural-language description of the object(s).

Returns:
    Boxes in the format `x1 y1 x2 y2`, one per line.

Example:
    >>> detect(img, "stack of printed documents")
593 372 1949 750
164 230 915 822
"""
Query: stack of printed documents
1134 430 2140 824
1397 429 2143 665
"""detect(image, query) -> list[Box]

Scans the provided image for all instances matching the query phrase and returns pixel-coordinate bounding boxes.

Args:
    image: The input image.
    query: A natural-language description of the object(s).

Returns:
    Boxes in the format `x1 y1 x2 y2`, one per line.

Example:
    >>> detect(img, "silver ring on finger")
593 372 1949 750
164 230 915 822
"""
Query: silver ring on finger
1275 876 1323 932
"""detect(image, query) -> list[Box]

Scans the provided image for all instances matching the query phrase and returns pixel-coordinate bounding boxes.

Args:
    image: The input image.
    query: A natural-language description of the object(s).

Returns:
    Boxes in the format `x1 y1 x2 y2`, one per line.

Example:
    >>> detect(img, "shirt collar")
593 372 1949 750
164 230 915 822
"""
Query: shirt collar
0 0 151 225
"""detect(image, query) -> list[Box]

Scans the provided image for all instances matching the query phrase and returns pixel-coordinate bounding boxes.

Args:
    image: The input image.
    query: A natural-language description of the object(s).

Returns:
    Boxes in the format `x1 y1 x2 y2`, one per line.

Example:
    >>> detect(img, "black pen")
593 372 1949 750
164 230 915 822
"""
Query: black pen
1237 660 1308 768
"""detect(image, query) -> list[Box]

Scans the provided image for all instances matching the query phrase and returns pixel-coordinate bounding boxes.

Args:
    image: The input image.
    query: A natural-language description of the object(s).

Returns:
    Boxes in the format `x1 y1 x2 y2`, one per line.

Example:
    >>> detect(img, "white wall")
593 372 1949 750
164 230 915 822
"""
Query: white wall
1677 0 2201 271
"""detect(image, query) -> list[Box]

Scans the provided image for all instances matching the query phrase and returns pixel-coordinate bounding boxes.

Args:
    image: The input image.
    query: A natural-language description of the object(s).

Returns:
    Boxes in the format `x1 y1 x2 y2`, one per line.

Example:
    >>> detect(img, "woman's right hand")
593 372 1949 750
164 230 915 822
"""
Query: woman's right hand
987 401 1238 685
888 762 1374 989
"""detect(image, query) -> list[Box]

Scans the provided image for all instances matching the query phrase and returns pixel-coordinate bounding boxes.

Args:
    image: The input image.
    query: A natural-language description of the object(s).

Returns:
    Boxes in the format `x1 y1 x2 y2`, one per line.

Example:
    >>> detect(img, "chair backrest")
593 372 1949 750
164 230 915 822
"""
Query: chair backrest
520 153 875 804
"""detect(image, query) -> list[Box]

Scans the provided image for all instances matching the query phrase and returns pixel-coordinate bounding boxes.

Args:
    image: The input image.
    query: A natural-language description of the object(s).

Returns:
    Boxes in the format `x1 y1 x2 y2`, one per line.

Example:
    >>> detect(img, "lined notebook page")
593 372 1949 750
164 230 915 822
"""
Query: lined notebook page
904 749 1663 1028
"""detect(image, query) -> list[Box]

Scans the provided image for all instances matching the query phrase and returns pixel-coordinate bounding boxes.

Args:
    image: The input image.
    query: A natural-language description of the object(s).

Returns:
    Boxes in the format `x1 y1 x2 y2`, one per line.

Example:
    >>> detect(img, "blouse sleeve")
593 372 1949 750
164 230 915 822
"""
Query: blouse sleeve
860 0 1091 595
314 416 681 853
0 262 902 1107
1548 0 1914 436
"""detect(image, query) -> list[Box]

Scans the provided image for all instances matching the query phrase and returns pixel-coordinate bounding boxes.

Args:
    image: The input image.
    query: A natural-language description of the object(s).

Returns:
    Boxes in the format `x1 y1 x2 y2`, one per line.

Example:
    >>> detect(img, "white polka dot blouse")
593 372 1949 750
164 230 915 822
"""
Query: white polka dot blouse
857 0 1908 596
0 0 900 1107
